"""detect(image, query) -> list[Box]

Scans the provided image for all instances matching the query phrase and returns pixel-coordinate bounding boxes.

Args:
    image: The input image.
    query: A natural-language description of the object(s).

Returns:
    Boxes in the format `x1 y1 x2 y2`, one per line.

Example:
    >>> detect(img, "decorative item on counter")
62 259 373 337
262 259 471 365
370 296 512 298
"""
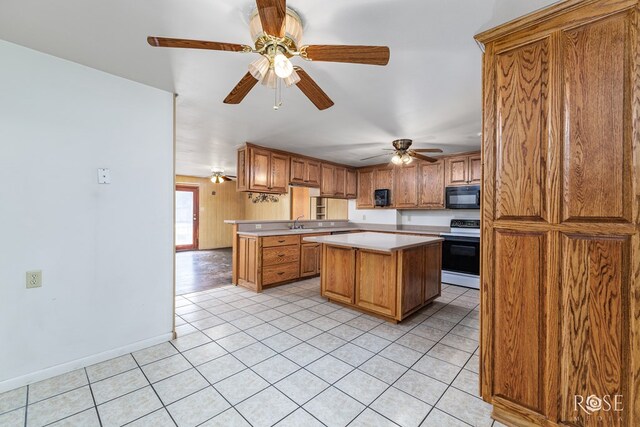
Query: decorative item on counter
247 192 283 203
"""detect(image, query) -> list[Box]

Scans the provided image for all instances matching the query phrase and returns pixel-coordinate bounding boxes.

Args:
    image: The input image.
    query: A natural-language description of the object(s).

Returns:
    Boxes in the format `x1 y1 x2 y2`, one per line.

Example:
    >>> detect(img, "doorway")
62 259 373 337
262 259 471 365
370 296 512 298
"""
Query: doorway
175 185 199 251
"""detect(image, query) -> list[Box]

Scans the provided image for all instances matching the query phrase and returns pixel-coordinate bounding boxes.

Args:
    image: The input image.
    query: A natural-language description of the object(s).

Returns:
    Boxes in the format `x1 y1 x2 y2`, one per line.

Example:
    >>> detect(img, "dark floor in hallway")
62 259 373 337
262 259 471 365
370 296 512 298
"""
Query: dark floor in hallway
176 248 232 295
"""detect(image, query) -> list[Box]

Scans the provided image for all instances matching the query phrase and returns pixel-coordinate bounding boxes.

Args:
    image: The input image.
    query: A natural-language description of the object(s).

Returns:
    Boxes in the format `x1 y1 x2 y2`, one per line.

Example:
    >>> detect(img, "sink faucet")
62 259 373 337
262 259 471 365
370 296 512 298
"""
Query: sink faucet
292 215 304 230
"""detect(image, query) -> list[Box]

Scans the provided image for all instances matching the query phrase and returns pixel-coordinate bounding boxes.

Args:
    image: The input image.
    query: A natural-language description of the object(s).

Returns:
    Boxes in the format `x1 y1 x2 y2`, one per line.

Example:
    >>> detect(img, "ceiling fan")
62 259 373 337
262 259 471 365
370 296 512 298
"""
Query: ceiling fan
360 139 444 164
147 0 390 110
210 171 236 184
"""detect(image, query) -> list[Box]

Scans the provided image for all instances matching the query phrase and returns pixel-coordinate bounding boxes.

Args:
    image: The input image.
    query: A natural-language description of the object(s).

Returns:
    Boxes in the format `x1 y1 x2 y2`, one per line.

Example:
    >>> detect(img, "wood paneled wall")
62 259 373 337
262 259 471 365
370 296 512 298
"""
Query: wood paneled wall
175 176 245 249
476 1 640 426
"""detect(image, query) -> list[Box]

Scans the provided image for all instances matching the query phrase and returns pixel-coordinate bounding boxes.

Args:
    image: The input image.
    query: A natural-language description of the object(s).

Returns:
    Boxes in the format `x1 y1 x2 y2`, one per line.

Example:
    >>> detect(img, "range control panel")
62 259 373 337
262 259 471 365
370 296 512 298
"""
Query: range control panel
450 219 480 229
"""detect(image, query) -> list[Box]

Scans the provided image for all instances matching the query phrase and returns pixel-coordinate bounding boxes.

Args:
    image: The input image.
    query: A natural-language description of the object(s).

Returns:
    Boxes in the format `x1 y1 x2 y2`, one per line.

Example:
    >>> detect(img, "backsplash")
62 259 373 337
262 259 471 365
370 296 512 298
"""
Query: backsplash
347 200 480 227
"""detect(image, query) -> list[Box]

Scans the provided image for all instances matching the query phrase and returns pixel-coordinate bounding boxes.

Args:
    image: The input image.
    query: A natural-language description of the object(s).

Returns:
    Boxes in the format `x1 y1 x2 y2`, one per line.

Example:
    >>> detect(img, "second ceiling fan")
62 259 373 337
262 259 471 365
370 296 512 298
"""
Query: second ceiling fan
148 0 390 110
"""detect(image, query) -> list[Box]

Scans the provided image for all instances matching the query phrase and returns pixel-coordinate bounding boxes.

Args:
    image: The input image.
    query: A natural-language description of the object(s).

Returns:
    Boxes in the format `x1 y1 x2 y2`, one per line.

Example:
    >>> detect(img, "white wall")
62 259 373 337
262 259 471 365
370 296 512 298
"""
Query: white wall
347 200 479 226
0 40 175 392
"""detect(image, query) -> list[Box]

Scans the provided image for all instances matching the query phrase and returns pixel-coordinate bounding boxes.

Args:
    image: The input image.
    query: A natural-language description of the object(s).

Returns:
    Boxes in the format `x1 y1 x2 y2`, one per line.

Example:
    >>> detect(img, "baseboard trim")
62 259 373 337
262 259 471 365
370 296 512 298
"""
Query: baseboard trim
0 332 173 394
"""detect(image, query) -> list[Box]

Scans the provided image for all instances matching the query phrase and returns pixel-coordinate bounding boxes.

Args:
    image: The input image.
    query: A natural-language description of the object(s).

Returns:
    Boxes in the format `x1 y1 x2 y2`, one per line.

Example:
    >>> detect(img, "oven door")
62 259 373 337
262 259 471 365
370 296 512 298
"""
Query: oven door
445 186 480 209
441 235 480 275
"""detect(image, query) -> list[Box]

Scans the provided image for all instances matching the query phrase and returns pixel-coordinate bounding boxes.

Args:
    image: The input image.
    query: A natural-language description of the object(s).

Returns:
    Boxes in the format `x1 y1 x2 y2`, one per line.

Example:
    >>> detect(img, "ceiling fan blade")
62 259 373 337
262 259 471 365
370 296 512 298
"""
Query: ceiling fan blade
220 176 233 181
360 153 391 161
301 45 390 66
409 151 438 163
147 37 249 52
412 148 443 153
223 72 259 104
294 67 334 110
256 0 286 38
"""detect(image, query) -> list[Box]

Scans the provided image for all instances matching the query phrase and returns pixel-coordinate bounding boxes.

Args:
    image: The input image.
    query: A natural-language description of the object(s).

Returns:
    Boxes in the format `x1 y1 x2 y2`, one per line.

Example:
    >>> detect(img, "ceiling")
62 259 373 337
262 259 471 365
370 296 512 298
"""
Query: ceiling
0 0 558 177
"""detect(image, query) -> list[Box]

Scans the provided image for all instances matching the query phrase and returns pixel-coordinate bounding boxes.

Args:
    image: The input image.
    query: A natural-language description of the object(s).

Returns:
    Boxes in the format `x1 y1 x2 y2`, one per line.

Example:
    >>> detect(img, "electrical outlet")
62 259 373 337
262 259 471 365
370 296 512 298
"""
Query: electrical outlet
255 224 262 229
97 168 111 184
362 214 366 220
318 222 323 227
330 222 335 226
26 270 42 289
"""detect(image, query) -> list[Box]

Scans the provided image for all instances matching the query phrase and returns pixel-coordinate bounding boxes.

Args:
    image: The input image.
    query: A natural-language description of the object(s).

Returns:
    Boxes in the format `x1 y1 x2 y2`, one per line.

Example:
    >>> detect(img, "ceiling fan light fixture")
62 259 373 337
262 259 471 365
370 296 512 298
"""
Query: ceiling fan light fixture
391 154 402 165
273 53 293 78
261 68 277 88
248 55 270 80
283 68 301 87
402 154 413 164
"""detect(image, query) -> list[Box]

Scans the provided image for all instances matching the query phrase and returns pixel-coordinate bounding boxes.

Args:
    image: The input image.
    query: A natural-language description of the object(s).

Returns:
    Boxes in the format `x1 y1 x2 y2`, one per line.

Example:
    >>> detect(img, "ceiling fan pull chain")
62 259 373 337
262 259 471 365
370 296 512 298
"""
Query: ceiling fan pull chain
274 76 283 110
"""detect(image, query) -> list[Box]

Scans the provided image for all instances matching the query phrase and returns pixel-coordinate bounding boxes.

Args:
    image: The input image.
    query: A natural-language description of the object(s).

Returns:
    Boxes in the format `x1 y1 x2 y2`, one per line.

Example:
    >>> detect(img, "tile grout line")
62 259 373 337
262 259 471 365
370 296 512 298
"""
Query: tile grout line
84 368 103 427
129 353 180 426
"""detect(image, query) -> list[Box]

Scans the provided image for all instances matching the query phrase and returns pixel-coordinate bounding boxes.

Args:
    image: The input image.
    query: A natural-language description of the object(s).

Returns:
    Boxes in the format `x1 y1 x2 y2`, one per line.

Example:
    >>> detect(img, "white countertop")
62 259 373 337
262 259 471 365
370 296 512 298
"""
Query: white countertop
303 232 443 252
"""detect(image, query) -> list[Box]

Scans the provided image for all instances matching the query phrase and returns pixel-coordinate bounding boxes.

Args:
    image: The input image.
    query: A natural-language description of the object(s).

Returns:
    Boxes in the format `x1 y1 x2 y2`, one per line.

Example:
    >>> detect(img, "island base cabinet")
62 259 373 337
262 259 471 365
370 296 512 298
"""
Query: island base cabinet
355 250 397 318
238 236 258 291
321 245 355 304
321 242 442 322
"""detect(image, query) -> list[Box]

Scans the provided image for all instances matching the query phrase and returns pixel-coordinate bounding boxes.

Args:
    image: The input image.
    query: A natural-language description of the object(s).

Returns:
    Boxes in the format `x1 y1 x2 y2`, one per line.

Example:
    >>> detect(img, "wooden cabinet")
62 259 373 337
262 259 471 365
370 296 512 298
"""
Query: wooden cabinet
356 170 374 208
290 157 321 187
445 153 481 186
394 164 418 208
346 169 357 198
476 2 639 426
334 167 346 197
300 243 321 277
355 249 397 317
418 160 445 208
374 167 394 207
320 163 335 197
237 235 257 288
237 146 290 194
321 245 355 304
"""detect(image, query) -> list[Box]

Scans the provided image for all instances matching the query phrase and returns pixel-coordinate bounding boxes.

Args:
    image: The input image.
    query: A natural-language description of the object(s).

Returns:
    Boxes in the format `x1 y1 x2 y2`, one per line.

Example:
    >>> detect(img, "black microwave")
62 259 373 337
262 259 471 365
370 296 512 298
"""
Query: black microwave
445 185 480 209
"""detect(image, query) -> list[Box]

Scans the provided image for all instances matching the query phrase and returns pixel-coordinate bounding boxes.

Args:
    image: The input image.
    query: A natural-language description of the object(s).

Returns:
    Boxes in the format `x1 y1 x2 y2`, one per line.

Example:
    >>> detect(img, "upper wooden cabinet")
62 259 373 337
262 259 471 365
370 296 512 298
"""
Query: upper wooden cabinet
346 169 357 198
290 157 321 187
374 167 394 207
476 2 640 426
445 153 481 186
237 144 352 197
237 145 289 194
320 163 335 197
394 164 418 208
418 160 445 209
357 169 374 208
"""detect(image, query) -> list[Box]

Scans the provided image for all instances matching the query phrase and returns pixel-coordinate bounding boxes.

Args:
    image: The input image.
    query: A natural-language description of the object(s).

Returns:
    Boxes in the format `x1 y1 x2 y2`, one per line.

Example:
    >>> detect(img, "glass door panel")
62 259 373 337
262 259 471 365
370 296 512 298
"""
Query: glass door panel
175 185 198 251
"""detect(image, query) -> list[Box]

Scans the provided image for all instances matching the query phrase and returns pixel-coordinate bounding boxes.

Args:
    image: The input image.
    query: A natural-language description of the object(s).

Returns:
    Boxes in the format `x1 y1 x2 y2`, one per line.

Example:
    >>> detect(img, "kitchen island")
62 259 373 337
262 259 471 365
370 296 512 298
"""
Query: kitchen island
303 232 443 323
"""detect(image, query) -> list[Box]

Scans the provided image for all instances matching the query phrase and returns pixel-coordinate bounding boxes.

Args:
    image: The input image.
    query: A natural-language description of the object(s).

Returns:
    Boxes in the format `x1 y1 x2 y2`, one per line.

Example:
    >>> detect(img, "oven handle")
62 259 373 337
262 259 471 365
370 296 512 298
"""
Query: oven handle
441 235 480 242
476 191 480 207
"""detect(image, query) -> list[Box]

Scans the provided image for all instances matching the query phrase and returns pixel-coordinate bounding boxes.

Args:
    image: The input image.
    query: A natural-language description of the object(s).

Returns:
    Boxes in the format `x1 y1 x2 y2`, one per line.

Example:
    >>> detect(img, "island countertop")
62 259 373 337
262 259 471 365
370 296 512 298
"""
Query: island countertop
303 232 443 253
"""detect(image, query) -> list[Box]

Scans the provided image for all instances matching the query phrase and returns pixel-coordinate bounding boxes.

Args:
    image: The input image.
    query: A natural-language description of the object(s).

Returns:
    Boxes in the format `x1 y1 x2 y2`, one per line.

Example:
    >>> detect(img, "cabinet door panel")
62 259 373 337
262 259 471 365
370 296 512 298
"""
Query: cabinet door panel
307 160 321 186
493 230 546 412
300 243 319 277
290 157 306 184
418 161 445 208
562 13 631 222
249 148 271 191
357 170 374 208
355 250 397 317
446 157 468 186
469 155 482 184
346 169 357 198
322 245 355 304
320 164 335 196
559 234 627 426
270 153 289 192
394 164 418 207
401 246 424 314
495 39 549 221
237 149 247 191
334 167 346 197
238 237 247 281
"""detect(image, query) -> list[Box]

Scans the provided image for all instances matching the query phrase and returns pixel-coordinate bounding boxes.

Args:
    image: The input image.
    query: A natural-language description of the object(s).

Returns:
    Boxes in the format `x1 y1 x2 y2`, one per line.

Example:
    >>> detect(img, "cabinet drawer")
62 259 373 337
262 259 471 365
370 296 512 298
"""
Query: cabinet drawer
263 262 299 285
262 235 300 247
263 245 300 266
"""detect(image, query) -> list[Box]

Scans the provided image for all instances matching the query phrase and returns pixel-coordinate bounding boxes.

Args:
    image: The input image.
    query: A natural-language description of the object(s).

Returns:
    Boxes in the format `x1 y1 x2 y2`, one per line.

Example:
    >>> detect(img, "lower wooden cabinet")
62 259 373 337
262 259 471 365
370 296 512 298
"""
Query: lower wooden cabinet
237 235 257 287
355 249 397 317
300 243 321 277
322 245 356 304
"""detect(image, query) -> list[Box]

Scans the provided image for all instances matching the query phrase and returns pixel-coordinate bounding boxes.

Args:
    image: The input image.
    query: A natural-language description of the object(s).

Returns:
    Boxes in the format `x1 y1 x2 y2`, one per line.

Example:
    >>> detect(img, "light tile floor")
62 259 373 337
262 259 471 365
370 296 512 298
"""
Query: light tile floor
0 278 504 427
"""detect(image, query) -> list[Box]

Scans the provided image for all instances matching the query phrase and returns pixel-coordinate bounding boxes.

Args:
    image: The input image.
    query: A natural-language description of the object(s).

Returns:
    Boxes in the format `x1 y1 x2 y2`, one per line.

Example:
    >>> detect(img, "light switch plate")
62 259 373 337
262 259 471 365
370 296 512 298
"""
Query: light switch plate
26 270 42 289
97 168 111 184
255 224 262 229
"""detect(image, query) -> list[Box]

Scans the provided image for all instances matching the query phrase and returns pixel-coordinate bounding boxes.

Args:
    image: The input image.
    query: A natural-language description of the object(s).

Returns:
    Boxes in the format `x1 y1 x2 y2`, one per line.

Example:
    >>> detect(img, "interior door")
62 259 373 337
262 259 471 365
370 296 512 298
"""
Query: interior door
175 185 199 251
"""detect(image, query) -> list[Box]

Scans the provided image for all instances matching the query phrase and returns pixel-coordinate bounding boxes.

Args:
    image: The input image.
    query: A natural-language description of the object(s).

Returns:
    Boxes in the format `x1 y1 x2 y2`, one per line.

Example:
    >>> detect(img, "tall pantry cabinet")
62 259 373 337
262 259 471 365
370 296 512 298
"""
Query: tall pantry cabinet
475 1 640 426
